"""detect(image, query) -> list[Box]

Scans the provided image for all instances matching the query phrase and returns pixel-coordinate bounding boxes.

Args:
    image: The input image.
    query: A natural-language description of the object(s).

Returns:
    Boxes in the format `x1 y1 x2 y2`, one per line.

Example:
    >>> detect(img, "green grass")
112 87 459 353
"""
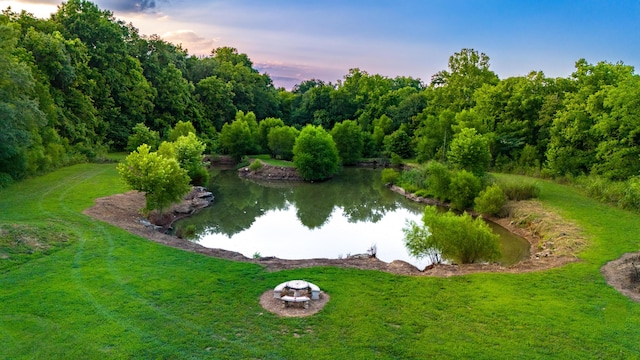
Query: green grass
253 154 295 167
1 165 639 358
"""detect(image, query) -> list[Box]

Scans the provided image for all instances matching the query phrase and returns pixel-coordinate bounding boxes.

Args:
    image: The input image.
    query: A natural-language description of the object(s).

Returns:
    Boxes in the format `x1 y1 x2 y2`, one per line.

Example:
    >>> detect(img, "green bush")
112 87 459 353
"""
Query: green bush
398 168 425 190
449 170 482 210
390 153 404 166
0 173 13 190
425 161 451 201
404 206 501 264
293 125 340 181
620 176 640 212
189 166 210 187
381 168 400 184
248 159 263 171
474 184 507 216
496 177 540 200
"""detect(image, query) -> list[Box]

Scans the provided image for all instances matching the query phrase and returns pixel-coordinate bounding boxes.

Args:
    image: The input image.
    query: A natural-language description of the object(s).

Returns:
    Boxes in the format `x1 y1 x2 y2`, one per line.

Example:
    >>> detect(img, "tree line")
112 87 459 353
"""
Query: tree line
2 0 640 192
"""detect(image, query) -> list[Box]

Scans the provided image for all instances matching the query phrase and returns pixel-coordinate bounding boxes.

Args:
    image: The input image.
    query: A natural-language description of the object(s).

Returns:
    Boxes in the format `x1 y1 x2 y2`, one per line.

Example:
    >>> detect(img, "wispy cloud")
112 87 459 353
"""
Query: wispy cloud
254 61 346 90
160 30 217 56
100 0 159 13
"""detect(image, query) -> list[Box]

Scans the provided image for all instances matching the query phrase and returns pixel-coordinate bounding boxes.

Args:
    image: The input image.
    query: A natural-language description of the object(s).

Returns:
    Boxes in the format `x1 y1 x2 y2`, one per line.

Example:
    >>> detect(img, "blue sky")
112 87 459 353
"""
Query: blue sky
3 0 639 89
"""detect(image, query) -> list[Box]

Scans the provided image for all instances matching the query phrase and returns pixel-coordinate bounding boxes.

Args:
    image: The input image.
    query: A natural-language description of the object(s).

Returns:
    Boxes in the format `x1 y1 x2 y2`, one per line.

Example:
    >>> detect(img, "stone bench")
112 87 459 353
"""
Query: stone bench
308 282 320 300
273 282 288 299
281 295 310 309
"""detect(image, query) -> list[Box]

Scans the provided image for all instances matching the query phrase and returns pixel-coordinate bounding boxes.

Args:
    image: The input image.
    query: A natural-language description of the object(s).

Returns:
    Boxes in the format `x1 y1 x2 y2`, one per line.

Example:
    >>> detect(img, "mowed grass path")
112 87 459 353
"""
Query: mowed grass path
0 164 639 359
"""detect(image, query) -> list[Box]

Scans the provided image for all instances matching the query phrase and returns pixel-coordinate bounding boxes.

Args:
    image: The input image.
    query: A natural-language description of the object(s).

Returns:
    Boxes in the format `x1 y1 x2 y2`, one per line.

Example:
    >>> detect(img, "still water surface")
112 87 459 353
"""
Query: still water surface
174 168 529 270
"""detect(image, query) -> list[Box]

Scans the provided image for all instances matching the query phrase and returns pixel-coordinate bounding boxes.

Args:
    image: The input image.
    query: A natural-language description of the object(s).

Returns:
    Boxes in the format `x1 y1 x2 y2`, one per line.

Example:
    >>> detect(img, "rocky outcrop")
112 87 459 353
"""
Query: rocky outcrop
148 186 214 229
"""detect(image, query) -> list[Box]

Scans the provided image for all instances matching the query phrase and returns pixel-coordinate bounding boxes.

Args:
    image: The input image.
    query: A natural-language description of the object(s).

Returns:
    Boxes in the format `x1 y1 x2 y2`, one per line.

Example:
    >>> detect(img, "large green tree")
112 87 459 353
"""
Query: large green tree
448 127 491 176
0 22 46 181
218 111 254 161
331 120 364 165
53 0 155 149
117 144 191 214
546 60 635 177
293 125 340 181
430 48 499 112
267 125 299 160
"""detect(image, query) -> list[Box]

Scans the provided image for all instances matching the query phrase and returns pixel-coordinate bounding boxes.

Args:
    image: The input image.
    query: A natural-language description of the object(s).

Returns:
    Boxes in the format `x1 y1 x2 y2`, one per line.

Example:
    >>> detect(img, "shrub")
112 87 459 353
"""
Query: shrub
117 144 191 215
404 206 501 264
449 170 482 210
127 123 160 152
384 129 413 158
496 177 540 200
173 133 209 186
0 173 13 190
448 127 491 176
249 159 263 171
398 168 425 190
474 184 507 216
390 153 404 166
331 120 364 165
381 168 400 184
620 176 640 212
425 161 451 201
168 120 197 142
293 125 340 181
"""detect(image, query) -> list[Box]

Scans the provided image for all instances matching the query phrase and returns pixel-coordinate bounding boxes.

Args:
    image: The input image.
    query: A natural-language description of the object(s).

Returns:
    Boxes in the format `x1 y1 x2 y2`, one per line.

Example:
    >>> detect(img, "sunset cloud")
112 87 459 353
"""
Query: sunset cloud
4 0 639 89
160 30 218 56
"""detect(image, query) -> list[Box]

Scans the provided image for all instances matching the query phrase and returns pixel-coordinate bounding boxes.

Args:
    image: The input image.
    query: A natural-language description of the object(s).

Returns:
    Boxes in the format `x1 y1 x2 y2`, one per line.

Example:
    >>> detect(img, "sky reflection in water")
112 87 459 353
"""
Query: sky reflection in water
177 168 528 270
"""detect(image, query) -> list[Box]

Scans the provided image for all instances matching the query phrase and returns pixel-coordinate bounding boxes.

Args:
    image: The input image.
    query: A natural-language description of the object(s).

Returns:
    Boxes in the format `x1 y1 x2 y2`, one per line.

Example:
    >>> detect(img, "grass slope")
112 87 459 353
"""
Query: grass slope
0 165 639 359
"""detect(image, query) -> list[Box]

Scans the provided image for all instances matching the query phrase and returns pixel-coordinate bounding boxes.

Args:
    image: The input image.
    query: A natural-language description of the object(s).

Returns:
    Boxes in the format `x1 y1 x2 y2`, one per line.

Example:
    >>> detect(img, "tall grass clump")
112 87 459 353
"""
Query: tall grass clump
496 176 540 200
398 167 427 193
381 168 400 184
577 175 640 213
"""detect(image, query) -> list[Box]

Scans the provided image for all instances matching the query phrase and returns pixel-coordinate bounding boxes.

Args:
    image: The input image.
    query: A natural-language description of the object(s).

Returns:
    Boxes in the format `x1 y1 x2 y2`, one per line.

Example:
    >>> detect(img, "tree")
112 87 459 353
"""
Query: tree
0 22 47 181
384 127 413 158
127 123 160 151
172 132 209 185
404 206 501 264
546 59 635 177
168 120 196 142
474 184 507 216
448 127 491 176
117 144 190 214
331 120 364 165
257 117 285 153
449 169 483 210
218 113 253 161
293 125 340 181
429 48 499 112
53 0 155 150
151 62 195 133
195 75 237 130
268 125 299 160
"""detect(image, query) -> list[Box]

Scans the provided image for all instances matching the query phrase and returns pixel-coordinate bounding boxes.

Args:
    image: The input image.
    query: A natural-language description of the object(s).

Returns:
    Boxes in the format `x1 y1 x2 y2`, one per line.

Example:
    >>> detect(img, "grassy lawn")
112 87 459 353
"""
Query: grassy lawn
0 165 639 359
252 154 296 167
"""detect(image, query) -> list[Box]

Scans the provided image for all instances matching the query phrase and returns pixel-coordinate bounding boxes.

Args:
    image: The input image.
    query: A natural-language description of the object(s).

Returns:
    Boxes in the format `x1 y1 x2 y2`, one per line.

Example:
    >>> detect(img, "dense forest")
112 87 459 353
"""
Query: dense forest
2 0 640 198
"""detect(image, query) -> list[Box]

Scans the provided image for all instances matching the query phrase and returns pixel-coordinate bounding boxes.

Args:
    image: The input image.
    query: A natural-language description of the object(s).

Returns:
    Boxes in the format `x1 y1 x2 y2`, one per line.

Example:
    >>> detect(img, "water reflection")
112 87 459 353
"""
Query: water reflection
174 167 529 269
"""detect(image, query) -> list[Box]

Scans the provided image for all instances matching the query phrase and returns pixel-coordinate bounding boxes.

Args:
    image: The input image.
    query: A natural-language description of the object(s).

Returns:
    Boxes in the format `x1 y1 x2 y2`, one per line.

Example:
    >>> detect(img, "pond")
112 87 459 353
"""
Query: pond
173 167 530 270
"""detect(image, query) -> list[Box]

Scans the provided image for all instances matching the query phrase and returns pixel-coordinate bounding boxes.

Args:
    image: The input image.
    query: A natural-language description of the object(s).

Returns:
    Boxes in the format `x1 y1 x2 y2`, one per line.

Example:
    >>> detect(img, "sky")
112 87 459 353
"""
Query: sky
3 0 639 89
